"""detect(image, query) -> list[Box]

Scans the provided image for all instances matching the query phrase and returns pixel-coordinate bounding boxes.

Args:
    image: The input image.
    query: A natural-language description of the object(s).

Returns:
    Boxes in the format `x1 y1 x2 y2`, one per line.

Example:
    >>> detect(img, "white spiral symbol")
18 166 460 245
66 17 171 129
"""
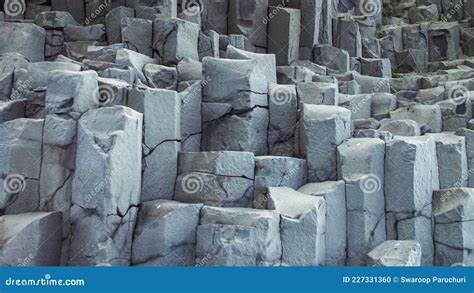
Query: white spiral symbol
359 174 382 194
270 88 293 106
448 85 470 105
98 85 114 106
3 0 25 17
182 0 203 17
3 174 26 194
358 0 380 16
181 174 203 194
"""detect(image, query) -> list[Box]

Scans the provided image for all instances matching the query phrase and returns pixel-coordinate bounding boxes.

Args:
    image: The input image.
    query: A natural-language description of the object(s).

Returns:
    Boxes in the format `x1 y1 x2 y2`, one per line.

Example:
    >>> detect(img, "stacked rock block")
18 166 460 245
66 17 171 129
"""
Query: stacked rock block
0 0 473 267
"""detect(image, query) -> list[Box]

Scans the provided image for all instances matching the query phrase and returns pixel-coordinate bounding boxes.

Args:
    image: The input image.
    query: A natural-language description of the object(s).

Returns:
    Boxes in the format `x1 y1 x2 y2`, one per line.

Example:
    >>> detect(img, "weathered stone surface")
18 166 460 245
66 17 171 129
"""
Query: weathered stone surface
268 83 297 156
433 188 474 266
144 64 178 90
45 70 100 115
196 206 281 266
228 0 268 48
153 18 200 65
0 23 45 62
132 200 202 266
379 119 421 136
202 107 269 156
426 133 467 189
385 136 439 265
226 45 277 85
202 57 267 110
297 82 338 106
0 212 62 266
175 151 255 207
64 24 106 42
300 104 352 182
253 156 307 209
0 118 43 214
179 81 202 152
367 240 422 266
127 87 181 201
121 17 153 56
106 6 135 45
298 181 347 266
267 7 300 66
313 45 350 74
69 106 142 266
337 138 386 266
390 104 442 133
268 187 326 266
116 48 159 83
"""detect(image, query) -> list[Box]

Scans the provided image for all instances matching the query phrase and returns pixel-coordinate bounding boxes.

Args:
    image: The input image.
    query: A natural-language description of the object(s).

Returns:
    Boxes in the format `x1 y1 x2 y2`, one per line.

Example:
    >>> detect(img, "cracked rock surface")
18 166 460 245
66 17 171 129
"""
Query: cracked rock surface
0 0 473 267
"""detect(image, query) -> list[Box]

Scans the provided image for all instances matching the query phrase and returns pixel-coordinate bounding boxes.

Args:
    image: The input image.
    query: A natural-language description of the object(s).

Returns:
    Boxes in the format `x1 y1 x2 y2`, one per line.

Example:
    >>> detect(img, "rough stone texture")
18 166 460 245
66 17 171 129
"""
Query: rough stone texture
175 151 255 207
385 136 439 265
267 7 300 66
69 106 142 266
298 181 347 266
0 23 45 62
268 83 297 156
268 187 326 266
253 156 307 209
127 87 181 201
426 133 467 189
1 0 474 268
337 138 386 266
0 119 43 215
367 240 422 266
196 206 281 266
390 105 442 133
299 104 352 182
153 18 200 66
433 188 474 266
132 200 202 266
0 212 62 266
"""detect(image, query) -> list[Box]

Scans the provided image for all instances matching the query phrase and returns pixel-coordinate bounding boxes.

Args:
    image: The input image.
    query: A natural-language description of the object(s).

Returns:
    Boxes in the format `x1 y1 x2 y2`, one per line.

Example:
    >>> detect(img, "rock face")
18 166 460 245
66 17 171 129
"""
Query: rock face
298 181 346 266
300 104 351 182
69 106 142 266
0 0 473 268
337 138 386 265
433 188 474 266
132 200 202 266
268 187 326 266
196 206 281 266
385 136 439 265
174 151 255 207
127 87 181 201
367 240 422 266
0 212 62 266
